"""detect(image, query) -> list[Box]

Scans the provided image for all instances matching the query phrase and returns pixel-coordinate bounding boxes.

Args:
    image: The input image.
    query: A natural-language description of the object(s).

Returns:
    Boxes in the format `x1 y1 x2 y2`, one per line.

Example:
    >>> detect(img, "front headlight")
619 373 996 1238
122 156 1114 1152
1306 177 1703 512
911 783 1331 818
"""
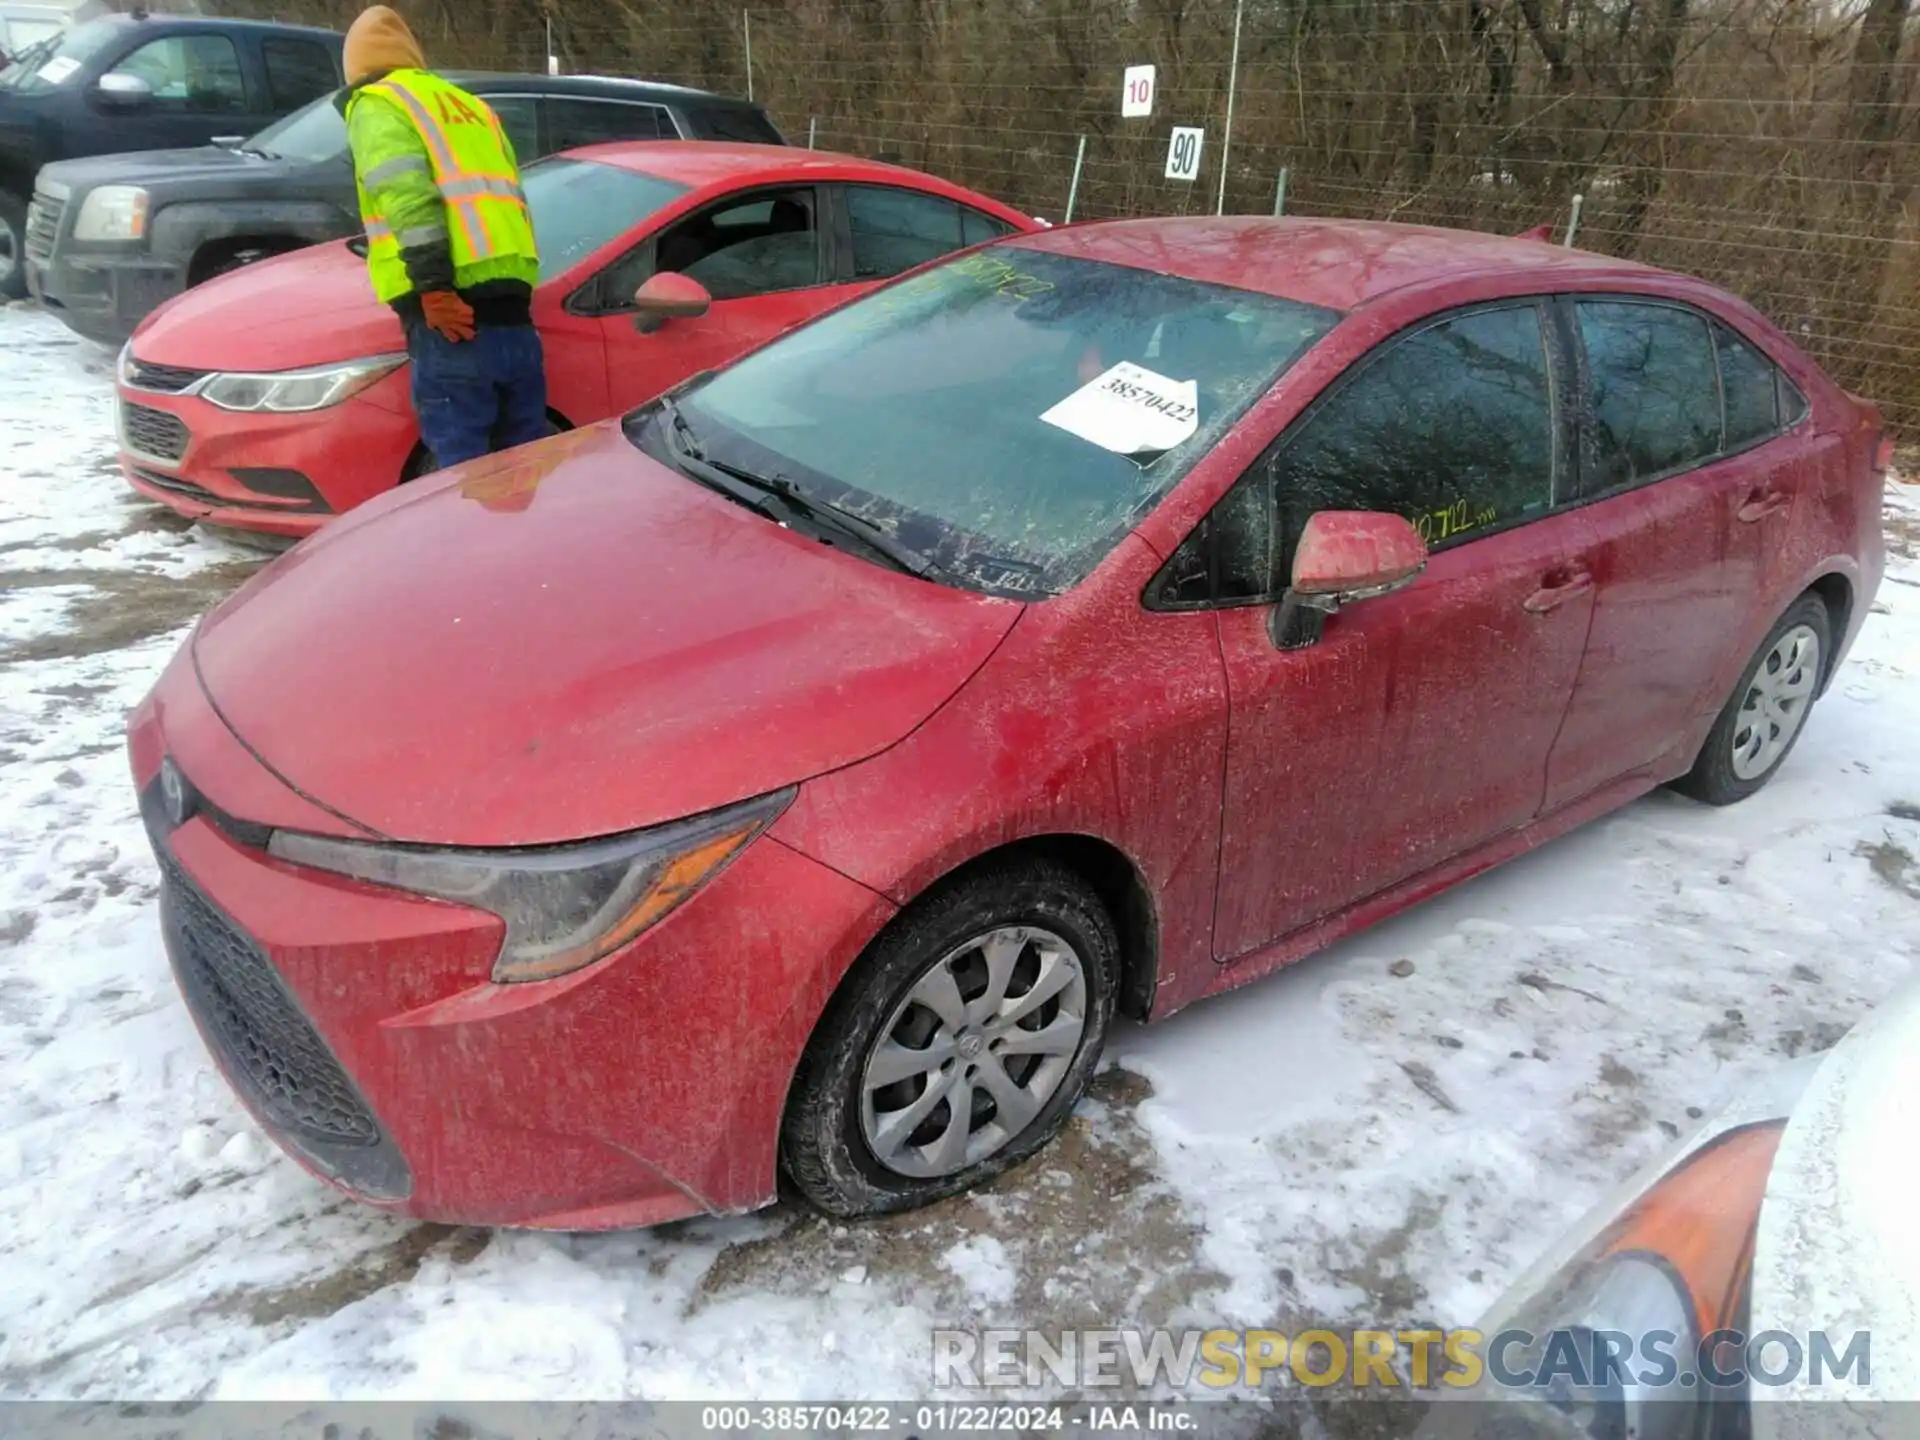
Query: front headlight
267 789 793 983
73 185 149 241
199 354 407 413
1469 1121 1785 1437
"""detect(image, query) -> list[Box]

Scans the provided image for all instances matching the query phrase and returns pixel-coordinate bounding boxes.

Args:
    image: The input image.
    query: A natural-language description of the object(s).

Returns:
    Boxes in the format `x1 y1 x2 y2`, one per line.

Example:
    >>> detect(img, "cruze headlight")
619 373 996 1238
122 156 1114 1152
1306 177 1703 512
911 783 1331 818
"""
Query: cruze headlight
268 789 793 983
199 354 407 413
73 185 149 241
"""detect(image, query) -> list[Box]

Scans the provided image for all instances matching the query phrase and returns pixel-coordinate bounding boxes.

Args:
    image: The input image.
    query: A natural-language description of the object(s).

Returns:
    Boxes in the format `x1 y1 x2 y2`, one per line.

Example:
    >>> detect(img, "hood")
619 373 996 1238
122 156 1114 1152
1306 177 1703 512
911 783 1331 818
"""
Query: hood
130 238 400 370
38 145 325 193
189 422 1023 847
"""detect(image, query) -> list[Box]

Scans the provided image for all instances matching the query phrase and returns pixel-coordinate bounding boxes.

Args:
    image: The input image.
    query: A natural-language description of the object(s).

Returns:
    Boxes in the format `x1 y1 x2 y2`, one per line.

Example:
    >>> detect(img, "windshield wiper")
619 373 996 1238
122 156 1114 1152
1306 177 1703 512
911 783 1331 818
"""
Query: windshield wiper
653 404 942 582
656 392 705 461
702 455 947 583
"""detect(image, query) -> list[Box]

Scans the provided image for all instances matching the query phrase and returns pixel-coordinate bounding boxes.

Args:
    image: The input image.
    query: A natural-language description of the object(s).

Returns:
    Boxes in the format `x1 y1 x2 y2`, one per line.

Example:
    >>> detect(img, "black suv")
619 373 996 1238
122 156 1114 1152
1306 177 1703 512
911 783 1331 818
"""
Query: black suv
0 12 345 301
27 72 787 344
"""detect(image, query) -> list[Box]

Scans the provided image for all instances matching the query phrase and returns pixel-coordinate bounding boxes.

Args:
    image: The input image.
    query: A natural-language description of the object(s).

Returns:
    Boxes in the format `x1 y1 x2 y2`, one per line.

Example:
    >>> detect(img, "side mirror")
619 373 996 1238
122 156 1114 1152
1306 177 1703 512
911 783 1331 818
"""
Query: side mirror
1270 510 1426 650
632 271 711 334
94 72 154 110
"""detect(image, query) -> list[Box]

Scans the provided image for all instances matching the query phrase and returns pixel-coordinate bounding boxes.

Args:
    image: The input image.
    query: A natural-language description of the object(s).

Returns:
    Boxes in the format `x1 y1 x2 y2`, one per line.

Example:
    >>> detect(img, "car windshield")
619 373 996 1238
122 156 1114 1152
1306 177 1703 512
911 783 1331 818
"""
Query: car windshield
243 91 348 162
0 17 117 93
651 248 1337 596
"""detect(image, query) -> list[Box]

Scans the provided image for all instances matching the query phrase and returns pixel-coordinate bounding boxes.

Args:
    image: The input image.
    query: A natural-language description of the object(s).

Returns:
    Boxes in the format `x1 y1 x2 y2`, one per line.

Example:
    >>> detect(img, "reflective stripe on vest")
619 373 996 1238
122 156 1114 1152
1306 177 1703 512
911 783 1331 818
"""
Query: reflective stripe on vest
351 71 537 301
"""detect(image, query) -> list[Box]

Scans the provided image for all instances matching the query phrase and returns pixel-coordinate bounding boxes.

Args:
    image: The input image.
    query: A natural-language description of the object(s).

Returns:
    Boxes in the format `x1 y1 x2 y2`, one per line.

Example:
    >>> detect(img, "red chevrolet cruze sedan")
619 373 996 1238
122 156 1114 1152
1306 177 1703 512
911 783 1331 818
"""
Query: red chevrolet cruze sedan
111 142 1037 537
129 217 1888 1230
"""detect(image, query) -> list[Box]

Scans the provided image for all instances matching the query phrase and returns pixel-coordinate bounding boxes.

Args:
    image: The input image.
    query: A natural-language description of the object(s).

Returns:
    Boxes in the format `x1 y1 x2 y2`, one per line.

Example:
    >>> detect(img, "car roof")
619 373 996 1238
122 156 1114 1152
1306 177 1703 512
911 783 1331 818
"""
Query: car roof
444 72 765 110
1009 215 1666 312
99 14 340 39
573 140 978 192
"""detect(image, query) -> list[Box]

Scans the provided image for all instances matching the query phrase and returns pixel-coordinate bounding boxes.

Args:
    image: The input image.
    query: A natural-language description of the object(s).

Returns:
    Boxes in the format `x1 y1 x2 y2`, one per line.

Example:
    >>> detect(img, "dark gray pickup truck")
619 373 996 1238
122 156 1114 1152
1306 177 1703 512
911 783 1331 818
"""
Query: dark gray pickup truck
27 72 785 344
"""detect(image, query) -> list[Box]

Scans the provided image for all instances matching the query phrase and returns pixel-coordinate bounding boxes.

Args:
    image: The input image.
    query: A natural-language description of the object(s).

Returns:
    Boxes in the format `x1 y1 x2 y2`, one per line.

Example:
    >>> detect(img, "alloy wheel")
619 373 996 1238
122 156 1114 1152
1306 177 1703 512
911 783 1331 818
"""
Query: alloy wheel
1730 623 1821 780
859 925 1088 1179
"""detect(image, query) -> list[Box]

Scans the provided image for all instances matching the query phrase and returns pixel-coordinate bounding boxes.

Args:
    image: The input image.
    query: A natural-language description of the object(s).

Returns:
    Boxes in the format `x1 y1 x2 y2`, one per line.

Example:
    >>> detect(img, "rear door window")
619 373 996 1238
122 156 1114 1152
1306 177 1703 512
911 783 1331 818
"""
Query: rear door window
845 185 969 280
1575 300 1721 494
547 97 673 149
261 38 337 111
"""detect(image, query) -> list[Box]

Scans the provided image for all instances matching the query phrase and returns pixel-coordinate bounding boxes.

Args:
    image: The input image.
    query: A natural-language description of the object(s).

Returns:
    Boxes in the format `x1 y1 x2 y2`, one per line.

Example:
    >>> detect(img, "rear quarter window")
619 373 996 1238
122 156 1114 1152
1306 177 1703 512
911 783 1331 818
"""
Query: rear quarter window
691 107 786 144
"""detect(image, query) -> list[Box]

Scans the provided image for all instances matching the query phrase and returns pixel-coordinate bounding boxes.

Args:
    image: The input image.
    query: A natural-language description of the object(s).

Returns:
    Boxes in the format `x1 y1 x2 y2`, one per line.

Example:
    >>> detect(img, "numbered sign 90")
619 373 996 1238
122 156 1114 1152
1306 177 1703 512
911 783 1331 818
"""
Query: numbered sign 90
1165 126 1205 182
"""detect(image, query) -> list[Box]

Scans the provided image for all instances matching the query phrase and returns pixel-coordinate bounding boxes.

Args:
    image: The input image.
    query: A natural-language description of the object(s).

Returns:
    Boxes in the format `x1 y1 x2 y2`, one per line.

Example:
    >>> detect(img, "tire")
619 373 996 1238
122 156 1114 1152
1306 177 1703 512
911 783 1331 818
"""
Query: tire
0 190 28 301
1672 593 1832 806
781 860 1118 1218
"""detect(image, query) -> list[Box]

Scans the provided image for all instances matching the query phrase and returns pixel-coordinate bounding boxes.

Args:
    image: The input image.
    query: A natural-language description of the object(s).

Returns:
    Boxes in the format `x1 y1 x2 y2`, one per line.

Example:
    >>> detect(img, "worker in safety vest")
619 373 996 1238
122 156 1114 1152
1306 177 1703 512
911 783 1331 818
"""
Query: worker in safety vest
340 6 548 471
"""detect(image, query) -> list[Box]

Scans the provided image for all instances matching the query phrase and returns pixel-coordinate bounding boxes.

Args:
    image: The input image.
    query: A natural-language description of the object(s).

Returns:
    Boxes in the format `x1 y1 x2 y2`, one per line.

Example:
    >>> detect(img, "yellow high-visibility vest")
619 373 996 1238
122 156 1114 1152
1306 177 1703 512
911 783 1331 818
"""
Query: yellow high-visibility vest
347 69 539 303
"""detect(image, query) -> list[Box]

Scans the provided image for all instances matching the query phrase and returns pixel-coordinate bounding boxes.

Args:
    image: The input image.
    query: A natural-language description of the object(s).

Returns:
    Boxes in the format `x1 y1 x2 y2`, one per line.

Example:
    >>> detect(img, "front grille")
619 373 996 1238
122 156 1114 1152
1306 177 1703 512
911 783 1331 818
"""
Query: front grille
130 466 219 505
24 191 64 263
159 851 382 1149
120 401 190 463
127 359 209 394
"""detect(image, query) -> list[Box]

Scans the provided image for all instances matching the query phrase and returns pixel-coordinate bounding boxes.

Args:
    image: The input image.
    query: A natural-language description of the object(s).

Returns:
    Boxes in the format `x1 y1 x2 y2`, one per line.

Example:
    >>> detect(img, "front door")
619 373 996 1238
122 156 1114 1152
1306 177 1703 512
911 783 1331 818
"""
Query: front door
1205 300 1596 959
93 31 265 150
590 186 865 414
1542 300 1799 808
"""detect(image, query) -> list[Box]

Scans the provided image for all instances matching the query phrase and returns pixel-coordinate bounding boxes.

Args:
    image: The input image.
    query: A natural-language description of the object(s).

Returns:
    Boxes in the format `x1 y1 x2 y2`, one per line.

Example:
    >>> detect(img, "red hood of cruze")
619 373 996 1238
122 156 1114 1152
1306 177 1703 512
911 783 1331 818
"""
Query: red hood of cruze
133 240 404 371
190 421 1023 847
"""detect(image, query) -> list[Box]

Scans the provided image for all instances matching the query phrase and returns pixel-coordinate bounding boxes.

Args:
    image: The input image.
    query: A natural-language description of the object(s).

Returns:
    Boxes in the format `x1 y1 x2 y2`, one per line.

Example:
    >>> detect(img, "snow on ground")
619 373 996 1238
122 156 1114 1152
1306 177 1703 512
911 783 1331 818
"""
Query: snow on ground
2 300 1918 1403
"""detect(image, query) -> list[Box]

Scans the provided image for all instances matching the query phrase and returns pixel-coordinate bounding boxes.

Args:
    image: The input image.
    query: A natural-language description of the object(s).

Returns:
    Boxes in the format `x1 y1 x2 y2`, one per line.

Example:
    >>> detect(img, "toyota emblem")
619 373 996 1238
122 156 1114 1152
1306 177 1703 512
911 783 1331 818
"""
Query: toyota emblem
159 759 193 828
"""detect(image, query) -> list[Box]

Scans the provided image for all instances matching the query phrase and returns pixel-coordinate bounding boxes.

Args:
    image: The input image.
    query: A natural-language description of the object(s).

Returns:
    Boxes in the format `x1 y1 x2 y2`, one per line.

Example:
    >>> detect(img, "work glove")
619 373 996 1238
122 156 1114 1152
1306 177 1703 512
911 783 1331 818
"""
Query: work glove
421 290 476 343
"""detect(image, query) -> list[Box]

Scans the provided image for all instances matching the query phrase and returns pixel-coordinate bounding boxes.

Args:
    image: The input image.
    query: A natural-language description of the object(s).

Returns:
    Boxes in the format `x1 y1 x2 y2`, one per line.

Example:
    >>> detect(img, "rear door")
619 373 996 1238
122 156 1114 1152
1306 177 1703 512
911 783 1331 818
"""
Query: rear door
1191 300 1598 958
1540 298 1797 809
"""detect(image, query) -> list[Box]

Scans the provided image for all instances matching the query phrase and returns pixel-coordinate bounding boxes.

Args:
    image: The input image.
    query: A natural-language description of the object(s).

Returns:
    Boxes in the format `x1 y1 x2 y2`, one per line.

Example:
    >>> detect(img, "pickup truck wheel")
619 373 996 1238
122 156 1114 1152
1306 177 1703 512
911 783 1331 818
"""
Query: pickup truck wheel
0 191 28 300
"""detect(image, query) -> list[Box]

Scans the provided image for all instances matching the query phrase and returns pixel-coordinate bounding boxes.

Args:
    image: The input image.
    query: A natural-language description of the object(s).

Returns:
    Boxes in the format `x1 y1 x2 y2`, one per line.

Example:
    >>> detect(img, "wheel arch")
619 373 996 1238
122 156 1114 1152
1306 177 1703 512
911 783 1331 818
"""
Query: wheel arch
1806 570 1853 693
185 233 304 287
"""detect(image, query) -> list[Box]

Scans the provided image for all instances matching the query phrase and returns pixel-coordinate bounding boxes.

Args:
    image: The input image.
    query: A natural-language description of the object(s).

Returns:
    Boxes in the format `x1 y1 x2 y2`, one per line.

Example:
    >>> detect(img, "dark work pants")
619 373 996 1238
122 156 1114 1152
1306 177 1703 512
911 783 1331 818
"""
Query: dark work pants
405 320 552 471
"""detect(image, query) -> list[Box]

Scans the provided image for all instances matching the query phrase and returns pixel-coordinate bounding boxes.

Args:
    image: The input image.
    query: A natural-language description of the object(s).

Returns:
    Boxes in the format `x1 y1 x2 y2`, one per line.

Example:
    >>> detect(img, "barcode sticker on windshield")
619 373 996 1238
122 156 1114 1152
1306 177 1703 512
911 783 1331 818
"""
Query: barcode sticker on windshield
1040 361 1199 457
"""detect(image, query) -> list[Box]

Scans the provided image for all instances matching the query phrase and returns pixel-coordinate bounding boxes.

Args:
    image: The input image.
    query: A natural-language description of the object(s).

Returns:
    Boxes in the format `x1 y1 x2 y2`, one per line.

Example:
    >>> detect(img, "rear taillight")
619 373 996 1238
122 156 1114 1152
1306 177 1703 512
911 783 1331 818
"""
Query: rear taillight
1874 436 1896 474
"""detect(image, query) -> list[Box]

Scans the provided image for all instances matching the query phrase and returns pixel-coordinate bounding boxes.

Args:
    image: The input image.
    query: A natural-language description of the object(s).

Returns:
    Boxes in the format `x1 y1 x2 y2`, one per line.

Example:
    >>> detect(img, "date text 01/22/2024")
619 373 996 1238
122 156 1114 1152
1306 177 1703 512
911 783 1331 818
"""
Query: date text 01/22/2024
697 1405 1201 1433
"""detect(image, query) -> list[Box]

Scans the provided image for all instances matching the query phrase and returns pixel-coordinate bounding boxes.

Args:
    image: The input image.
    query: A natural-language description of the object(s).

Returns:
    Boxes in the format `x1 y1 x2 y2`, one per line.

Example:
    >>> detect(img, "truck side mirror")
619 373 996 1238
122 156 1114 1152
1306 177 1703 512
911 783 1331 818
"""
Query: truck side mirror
94 72 154 111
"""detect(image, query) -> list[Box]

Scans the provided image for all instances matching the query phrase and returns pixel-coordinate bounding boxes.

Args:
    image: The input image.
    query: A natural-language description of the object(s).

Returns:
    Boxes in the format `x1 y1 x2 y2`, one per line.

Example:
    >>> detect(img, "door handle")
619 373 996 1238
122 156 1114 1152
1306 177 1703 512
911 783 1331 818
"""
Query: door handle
1523 568 1594 614
1737 488 1790 523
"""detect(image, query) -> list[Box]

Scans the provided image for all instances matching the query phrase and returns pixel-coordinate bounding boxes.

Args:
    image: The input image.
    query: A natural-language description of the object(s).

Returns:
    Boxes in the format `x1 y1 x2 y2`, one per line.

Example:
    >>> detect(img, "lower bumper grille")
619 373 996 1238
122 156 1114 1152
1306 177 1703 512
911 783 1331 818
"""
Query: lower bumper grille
120 401 190 464
130 466 219 505
145 784 410 1199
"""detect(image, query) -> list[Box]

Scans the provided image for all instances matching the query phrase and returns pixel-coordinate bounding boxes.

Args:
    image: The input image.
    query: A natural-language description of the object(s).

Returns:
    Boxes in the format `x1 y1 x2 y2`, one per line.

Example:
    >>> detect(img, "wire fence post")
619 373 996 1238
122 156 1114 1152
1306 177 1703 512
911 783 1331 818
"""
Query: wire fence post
1064 135 1088 223
807 116 818 149
1272 166 1290 217
545 16 558 75
1565 192 1584 248
1216 0 1245 216
743 10 754 101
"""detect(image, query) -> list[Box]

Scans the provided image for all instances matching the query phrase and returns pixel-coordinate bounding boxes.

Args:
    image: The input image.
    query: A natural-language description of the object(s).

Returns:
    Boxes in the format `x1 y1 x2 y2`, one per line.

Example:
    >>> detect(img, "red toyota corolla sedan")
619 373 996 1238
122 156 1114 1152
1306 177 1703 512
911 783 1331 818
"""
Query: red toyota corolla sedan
128 217 1888 1230
109 142 1038 537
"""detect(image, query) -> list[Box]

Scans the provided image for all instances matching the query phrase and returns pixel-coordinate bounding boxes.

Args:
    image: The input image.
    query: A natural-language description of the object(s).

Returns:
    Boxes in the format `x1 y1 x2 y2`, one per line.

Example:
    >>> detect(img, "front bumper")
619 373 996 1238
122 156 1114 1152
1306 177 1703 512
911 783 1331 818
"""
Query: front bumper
128 648 898 1227
28 245 186 347
116 366 420 538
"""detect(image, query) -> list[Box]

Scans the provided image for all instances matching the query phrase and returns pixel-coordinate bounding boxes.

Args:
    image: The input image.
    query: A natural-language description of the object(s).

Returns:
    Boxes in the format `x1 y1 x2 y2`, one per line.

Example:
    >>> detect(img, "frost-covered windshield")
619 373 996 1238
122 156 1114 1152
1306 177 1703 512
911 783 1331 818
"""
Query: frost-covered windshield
0 18 116 93
650 247 1337 596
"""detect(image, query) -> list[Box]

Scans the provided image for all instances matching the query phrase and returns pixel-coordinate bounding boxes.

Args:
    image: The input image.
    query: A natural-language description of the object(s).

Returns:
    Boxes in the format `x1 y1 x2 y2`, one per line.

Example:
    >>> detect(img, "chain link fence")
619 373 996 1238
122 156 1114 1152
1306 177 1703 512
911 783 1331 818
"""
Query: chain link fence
223 0 1920 434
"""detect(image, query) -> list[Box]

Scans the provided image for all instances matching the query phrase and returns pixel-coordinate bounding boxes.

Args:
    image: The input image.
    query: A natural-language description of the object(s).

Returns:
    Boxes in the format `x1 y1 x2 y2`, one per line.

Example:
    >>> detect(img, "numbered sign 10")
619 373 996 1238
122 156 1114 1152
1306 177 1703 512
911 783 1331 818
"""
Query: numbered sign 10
1122 64 1155 118
1165 126 1205 181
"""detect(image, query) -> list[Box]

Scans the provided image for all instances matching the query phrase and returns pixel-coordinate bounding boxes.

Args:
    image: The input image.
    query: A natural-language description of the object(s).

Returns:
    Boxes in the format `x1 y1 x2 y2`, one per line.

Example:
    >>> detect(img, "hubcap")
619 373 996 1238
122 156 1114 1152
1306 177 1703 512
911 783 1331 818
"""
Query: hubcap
1730 623 1820 780
859 925 1088 1179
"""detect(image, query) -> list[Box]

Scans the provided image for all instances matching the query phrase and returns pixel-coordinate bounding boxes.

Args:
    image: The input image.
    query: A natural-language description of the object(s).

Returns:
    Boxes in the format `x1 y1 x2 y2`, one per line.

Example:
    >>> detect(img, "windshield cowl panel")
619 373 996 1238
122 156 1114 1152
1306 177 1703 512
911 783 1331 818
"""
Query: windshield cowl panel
643 248 1337 599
